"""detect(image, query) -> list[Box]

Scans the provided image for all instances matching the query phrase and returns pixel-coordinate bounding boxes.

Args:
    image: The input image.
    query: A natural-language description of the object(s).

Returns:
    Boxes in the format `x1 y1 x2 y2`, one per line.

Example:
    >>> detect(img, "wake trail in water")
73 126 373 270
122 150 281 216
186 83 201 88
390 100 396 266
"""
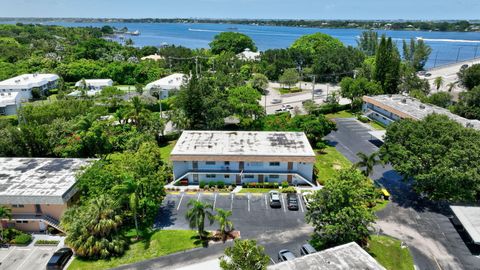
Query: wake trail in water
416 37 480 43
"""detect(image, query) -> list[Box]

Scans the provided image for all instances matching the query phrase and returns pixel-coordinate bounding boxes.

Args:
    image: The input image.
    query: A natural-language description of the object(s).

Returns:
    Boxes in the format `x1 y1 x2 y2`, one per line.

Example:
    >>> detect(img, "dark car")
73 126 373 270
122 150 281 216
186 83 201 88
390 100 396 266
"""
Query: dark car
461 64 469 69
46 248 73 270
269 190 282 208
300 243 317 256
287 193 299 211
278 249 296 262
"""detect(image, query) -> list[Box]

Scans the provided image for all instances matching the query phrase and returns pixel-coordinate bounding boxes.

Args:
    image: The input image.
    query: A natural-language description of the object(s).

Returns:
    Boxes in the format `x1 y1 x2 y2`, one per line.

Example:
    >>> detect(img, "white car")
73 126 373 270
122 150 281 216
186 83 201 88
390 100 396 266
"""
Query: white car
271 98 282 104
282 104 293 110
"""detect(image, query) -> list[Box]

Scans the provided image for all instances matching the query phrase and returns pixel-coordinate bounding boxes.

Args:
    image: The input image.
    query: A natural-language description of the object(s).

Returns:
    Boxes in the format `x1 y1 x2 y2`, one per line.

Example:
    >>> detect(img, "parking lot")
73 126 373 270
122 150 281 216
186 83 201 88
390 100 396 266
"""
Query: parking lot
0 245 58 270
155 192 307 236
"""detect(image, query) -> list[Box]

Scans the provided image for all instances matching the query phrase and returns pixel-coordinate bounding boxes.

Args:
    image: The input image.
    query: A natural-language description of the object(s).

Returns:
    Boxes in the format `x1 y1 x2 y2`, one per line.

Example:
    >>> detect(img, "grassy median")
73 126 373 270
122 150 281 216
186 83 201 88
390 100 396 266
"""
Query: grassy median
68 230 200 270
368 235 415 270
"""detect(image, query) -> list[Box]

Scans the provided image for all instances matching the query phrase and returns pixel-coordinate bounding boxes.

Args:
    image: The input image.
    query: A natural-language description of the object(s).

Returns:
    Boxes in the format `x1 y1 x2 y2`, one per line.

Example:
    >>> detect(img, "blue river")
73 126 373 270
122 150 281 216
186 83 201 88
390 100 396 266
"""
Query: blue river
5 21 480 68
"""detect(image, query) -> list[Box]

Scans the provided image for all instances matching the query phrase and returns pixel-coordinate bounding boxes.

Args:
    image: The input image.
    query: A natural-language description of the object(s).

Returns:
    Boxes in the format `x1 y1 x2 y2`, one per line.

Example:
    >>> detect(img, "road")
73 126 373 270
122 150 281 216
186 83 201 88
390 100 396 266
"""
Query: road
422 57 480 95
260 81 346 115
326 118 480 270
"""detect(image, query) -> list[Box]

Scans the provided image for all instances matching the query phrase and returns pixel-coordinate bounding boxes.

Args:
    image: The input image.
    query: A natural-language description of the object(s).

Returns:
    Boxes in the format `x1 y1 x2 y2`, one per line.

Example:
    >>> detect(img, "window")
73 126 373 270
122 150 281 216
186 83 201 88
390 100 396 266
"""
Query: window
205 161 216 165
269 175 280 179
224 161 230 166
249 162 263 167
269 162 280 166
244 175 254 179
206 174 216 178
12 204 24 208
16 221 28 224
224 174 230 178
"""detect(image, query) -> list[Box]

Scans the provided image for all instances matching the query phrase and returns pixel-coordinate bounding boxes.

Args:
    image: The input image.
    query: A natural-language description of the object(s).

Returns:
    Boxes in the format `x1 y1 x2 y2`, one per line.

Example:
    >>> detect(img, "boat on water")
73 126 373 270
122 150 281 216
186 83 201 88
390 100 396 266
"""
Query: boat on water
129 30 141 36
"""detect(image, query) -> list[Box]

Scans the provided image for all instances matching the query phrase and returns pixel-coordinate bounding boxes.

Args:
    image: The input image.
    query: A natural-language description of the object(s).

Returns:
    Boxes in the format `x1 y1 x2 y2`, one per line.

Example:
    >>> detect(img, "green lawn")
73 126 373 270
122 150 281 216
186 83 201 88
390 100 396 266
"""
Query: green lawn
115 85 137 92
68 230 200 270
368 235 415 270
278 87 302 95
239 188 277 193
371 199 390 212
368 120 386 131
315 146 352 185
325 110 357 119
159 140 176 163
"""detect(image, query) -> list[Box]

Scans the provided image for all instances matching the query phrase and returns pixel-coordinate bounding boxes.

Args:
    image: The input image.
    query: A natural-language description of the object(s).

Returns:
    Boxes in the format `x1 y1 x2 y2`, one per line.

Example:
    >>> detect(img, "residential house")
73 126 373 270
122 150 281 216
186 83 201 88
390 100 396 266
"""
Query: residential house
145 73 186 99
0 158 93 233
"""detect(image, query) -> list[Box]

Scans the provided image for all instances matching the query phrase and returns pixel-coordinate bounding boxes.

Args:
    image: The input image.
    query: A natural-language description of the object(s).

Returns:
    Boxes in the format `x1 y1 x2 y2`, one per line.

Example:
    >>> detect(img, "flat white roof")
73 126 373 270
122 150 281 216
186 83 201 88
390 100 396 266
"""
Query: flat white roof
145 73 186 90
364 95 480 130
0 92 19 107
75 79 113 87
171 130 315 158
268 242 385 270
450 205 480 244
0 74 59 90
0 158 94 205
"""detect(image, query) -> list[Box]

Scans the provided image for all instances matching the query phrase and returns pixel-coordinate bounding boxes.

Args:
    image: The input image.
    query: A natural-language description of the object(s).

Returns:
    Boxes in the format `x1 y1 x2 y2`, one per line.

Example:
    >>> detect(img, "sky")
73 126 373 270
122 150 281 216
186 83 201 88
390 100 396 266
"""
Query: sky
0 0 478 20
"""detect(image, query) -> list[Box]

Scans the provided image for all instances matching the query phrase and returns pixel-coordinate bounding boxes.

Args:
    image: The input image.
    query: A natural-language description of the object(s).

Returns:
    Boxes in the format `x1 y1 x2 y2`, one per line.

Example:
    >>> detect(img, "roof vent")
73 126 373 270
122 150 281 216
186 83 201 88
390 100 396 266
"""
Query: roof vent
466 123 473 128
401 98 407 104
419 104 425 109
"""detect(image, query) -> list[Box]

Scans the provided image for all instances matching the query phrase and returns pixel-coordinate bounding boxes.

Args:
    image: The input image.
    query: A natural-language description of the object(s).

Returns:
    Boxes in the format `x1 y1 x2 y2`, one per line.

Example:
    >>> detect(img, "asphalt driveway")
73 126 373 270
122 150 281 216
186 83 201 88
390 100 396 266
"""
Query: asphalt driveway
326 118 480 270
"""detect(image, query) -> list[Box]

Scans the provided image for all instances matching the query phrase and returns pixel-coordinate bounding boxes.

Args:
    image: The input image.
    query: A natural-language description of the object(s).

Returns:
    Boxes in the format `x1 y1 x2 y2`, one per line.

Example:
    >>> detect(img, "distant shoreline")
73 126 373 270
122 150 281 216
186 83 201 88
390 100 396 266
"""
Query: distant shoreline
0 18 479 33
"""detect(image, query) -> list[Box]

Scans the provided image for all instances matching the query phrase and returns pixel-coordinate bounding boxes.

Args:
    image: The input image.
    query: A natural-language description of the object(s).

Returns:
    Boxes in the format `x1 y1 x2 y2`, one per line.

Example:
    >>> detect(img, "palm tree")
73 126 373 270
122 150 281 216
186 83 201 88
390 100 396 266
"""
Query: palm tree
215 208 234 242
355 152 382 177
434 76 444 90
113 178 140 240
447 82 456 92
186 199 214 239
0 206 12 242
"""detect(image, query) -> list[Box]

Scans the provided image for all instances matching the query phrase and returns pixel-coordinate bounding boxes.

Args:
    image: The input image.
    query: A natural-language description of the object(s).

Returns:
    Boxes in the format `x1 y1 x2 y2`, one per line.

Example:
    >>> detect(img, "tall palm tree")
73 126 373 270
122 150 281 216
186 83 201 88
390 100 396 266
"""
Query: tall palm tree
355 152 382 177
447 82 456 92
0 206 12 242
215 208 234 242
434 76 444 90
113 178 140 240
186 199 214 239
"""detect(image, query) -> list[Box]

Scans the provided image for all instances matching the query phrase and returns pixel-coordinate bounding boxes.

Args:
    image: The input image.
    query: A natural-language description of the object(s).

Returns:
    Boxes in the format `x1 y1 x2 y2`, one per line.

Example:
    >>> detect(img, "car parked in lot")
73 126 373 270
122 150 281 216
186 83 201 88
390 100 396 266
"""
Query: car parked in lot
302 192 313 209
461 64 469 69
282 104 293 110
424 73 432 77
278 249 296 262
269 190 281 208
271 98 282 104
300 243 317 255
287 193 299 211
46 248 73 270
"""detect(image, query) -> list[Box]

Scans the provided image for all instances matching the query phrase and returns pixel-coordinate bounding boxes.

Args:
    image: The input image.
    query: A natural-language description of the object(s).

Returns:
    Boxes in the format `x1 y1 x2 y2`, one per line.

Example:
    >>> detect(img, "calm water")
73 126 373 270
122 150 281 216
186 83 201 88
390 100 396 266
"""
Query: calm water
5 21 480 68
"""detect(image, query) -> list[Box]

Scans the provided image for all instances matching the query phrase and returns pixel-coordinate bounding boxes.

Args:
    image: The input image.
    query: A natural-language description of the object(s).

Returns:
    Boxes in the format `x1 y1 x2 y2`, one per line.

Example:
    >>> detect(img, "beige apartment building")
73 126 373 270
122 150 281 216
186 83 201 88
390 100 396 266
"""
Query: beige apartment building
0 158 93 232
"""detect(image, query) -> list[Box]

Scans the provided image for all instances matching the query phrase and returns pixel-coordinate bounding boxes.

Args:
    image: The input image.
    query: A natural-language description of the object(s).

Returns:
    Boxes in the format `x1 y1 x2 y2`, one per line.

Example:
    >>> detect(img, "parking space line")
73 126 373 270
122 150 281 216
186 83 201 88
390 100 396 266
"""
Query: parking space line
298 193 304 213
197 193 201 201
176 192 184 211
213 193 217 209
248 193 251 212
265 194 268 209
281 194 286 213
16 246 36 270
1 246 16 263
230 193 234 211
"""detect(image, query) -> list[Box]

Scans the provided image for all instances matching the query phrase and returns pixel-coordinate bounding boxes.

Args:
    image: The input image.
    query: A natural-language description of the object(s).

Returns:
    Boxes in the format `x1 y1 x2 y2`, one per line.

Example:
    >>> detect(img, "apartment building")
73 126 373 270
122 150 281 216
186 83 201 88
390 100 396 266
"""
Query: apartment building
171 131 316 186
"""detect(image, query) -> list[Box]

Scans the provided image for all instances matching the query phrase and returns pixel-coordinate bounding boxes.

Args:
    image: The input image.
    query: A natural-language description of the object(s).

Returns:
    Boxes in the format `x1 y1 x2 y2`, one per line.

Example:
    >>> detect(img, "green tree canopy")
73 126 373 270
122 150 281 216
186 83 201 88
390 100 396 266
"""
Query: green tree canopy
402 38 432 71
357 31 379 56
210 32 257 54
374 35 401 94
458 64 480 90
380 114 480 202
279 68 300 89
291 33 344 55
340 77 382 108
306 169 376 249
220 239 270 270
227 85 264 128
452 86 480 120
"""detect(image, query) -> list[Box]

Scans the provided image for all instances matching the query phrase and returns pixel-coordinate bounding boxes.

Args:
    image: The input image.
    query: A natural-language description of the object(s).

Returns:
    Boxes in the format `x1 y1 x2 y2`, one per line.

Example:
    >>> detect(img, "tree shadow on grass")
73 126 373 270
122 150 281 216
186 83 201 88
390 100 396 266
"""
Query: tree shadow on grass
190 234 209 248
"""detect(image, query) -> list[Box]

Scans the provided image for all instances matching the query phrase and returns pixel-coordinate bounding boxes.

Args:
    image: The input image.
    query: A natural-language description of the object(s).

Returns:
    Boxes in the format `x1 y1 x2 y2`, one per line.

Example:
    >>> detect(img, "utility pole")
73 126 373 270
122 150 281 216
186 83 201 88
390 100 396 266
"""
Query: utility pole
264 91 267 115
433 51 439 68
311 75 316 101
456 47 462 62
474 45 479 59
195 56 199 77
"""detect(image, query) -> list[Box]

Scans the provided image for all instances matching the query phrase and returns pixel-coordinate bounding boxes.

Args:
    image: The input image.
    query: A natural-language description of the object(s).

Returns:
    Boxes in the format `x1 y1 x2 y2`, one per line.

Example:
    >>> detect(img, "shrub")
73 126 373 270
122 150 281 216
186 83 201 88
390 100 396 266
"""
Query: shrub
281 181 289 188
199 181 207 189
281 187 297 193
357 115 369 123
12 234 32 245
217 181 225 189
35 240 60 246
273 182 279 188
204 185 210 190
209 181 217 188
